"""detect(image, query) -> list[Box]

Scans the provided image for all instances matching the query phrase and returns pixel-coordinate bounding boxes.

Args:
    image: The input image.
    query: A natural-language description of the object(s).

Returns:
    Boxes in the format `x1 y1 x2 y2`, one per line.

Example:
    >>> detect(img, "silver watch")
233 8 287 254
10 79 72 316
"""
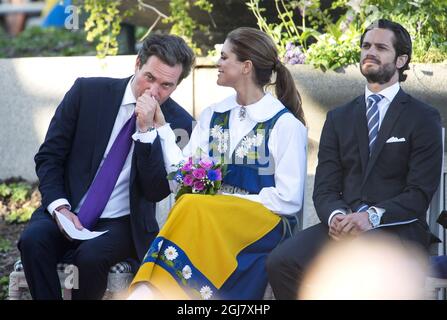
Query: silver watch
367 208 380 228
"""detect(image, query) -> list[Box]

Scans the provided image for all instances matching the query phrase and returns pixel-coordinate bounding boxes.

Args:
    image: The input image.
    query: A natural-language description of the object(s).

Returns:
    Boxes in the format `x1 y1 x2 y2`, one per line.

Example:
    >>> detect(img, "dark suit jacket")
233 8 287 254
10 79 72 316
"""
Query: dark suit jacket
34 76 194 261
313 88 442 239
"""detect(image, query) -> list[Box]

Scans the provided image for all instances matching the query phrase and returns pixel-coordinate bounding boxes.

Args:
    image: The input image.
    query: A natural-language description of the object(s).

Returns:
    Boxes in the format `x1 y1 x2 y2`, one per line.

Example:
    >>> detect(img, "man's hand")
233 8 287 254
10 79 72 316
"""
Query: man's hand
329 212 372 240
154 101 167 128
328 214 344 241
135 90 157 132
54 206 84 236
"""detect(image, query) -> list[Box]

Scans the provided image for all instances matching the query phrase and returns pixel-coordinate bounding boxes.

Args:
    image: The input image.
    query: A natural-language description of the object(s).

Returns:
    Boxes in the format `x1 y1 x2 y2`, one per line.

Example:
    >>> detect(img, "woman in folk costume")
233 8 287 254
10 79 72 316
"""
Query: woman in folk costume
128 27 307 300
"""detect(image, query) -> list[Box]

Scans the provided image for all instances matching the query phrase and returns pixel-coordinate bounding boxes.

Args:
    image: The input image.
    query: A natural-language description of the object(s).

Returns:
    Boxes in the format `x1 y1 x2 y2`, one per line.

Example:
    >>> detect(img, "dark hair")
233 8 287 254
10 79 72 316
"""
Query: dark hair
360 19 412 82
137 34 195 84
226 27 305 125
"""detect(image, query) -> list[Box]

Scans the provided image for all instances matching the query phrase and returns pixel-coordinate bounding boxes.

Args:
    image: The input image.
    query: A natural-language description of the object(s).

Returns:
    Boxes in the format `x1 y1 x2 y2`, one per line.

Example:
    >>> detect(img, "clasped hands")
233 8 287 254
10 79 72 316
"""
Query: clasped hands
135 90 166 133
328 212 372 241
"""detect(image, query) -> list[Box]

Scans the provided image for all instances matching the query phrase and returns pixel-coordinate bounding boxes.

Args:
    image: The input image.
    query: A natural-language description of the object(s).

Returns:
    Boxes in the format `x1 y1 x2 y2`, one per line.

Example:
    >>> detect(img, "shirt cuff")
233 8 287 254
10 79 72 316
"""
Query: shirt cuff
328 208 347 226
369 206 385 222
156 123 175 141
132 129 158 144
47 199 71 217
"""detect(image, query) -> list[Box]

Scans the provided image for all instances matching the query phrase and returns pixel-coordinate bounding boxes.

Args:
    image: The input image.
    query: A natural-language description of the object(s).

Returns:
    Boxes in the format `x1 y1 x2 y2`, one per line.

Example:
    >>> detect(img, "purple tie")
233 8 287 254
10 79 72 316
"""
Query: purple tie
77 113 136 229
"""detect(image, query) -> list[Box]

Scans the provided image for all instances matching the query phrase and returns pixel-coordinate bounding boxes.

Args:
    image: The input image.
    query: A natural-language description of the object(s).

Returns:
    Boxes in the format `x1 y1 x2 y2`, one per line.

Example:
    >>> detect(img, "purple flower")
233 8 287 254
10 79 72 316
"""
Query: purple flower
181 162 193 172
207 169 222 181
193 180 205 191
183 174 194 186
285 42 294 51
192 168 206 179
199 158 214 170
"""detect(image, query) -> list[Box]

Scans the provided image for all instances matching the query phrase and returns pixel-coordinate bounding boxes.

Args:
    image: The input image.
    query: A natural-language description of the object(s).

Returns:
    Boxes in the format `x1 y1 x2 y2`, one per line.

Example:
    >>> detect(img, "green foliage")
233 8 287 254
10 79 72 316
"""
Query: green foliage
0 238 12 253
0 183 31 202
0 276 8 301
0 181 37 224
80 0 213 57
5 206 34 224
247 0 447 70
365 0 447 63
306 16 361 70
0 27 95 58
82 0 130 58
246 0 320 56
163 0 213 55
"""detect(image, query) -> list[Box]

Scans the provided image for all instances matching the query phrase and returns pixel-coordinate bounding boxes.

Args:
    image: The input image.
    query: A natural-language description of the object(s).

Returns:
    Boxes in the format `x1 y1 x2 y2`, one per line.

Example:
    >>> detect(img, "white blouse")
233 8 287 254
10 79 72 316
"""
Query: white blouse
155 93 308 216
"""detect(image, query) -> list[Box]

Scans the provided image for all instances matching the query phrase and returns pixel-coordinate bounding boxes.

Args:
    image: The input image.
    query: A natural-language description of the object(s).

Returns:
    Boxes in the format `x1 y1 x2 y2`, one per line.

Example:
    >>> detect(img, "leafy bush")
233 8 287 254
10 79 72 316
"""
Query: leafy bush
0 26 96 58
5 207 34 224
81 0 213 57
365 0 447 63
0 276 8 301
0 180 39 224
0 238 12 253
247 0 447 70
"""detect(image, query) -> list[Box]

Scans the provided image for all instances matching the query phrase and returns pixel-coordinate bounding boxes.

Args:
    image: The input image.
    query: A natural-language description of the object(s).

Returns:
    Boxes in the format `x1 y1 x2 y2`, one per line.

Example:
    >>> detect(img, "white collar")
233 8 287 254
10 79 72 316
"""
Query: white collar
121 76 137 106
212 93 286 122
365 81 400 103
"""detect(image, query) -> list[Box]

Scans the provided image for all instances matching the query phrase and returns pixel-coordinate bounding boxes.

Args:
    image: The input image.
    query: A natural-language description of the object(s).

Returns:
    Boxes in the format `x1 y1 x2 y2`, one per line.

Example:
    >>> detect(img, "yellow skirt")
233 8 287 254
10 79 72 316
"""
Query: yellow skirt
130 194 282 299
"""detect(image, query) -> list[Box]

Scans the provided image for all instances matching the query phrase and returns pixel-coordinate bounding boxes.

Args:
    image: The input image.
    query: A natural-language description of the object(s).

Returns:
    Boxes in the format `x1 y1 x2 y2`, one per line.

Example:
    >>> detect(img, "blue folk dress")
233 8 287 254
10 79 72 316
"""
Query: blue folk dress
131 107 294 300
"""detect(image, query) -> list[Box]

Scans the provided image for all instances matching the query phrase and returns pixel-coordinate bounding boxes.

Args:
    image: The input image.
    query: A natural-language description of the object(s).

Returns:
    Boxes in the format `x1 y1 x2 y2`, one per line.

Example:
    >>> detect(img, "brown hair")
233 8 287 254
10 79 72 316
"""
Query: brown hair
137 34 195 84
226 27 305 125
360 19 412 82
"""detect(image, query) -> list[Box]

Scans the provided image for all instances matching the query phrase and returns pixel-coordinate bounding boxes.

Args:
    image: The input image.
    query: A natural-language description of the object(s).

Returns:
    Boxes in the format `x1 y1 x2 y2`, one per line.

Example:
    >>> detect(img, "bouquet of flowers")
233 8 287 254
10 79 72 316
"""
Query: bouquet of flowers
167 157 227 200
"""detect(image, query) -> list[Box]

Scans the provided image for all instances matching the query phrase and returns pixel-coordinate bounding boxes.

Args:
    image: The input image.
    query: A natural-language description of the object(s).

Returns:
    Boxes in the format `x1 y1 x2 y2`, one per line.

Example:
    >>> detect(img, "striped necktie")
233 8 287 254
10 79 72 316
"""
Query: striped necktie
366 94 383 155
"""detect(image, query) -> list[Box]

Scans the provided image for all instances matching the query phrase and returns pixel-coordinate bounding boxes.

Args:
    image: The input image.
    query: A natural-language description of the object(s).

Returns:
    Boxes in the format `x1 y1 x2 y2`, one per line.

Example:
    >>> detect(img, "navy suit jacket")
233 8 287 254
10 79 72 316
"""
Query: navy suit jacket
34 77 194 261
313 88 442 243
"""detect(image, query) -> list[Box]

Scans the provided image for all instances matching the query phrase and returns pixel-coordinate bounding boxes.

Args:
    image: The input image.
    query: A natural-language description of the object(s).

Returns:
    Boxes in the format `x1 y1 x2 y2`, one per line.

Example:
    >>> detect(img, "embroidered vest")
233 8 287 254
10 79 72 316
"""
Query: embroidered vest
209 108 289 194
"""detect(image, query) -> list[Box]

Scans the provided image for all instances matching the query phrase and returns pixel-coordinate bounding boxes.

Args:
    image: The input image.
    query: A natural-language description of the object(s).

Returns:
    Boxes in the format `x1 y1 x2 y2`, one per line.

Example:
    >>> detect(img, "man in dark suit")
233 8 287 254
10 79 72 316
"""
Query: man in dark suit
18 34 195 299
267 19 443 299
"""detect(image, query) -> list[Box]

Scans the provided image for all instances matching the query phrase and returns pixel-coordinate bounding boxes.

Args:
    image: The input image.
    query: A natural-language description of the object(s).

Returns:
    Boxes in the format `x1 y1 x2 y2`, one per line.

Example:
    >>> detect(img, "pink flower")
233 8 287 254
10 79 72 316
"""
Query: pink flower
183 175 194 186
199 158 214 170
193 180 205 191
192 168 206 179
181 163 193 172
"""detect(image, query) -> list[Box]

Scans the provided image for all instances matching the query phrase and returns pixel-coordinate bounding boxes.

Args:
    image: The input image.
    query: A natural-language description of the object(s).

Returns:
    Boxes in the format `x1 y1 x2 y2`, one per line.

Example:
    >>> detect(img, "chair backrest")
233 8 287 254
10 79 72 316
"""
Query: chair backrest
427 128 446 256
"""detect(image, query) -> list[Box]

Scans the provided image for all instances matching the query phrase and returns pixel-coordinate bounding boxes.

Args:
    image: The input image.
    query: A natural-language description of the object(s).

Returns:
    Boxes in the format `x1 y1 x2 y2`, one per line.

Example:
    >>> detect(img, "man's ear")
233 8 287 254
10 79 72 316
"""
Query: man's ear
396 54 408 69
135 57 141 72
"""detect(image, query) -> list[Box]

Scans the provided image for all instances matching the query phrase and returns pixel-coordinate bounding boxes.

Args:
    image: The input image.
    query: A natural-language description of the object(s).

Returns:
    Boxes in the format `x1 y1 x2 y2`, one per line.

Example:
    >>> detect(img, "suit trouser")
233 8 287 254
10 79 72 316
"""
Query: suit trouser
266 221 431 300
18 209 137 300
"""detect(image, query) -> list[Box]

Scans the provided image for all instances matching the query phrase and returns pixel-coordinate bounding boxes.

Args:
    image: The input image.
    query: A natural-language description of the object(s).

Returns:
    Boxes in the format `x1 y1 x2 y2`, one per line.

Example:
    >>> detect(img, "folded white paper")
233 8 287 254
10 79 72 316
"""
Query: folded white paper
55 210 108 240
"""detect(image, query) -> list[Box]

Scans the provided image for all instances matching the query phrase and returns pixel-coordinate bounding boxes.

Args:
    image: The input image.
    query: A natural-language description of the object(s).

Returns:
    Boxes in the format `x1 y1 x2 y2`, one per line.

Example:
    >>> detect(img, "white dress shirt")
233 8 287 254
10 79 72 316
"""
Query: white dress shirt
147 93 308 216
48 77 153 220
327 82 401 226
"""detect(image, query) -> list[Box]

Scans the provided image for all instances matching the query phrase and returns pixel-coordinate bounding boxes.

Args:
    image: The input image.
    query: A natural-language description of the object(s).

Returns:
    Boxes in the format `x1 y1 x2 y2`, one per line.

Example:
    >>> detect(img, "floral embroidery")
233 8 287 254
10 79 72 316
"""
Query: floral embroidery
200 286 213 300
164 246 178 261
182 265 192 279
145 239 217 300
210 125 229 154
235 133 264 159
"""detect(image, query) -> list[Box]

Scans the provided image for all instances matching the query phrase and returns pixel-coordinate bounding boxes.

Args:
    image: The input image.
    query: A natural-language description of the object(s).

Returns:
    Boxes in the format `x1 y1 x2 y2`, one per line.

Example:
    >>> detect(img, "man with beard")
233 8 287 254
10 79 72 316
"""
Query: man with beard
266 19 443 299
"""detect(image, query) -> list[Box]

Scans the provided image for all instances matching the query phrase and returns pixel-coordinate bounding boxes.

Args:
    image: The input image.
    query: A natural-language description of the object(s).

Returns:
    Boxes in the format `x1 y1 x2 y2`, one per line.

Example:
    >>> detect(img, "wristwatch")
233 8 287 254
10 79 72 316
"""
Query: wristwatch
366 208 380 228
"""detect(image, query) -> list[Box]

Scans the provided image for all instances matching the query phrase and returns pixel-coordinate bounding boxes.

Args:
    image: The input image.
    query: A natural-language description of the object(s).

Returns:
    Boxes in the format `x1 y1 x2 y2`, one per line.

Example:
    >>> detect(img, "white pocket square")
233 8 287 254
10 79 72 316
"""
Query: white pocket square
386 136 406 143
